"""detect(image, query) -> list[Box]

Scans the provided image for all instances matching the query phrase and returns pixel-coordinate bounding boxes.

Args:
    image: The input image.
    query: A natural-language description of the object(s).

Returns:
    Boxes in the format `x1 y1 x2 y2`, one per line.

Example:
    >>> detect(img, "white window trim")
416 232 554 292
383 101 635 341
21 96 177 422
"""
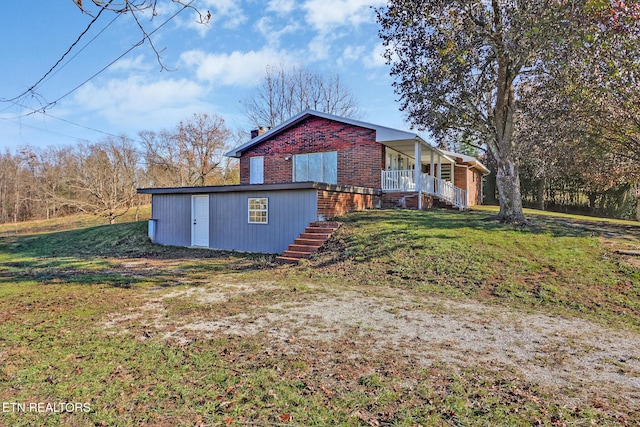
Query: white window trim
292 151 338 184
248 197 268 224
249 156 264 184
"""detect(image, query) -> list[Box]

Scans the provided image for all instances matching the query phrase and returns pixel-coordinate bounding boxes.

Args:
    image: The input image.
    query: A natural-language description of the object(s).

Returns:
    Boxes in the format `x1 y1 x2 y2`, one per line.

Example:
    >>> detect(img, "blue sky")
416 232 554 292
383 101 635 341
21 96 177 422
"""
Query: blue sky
0 0 410 151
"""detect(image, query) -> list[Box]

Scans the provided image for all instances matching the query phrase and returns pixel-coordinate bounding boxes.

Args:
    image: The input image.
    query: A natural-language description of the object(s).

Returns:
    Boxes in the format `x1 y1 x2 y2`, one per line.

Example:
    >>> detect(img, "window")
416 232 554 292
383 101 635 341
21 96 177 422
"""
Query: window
385 148 414 171
248 198 268 224
249 156 264 184
293 151 337 184
440 164 452 182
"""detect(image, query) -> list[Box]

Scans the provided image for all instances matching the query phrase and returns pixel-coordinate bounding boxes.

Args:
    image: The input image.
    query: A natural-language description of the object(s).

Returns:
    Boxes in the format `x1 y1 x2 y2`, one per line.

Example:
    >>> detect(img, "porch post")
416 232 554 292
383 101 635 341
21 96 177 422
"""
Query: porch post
451 162 455 185
437 155 442 180
415 140 422 209
430 151 434 177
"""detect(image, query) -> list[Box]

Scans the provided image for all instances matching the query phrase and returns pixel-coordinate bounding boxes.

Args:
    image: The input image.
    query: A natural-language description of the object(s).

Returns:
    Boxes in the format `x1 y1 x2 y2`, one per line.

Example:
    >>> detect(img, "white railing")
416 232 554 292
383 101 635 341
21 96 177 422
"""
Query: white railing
381 169 416 191
381 170 468 210
432 175 467 210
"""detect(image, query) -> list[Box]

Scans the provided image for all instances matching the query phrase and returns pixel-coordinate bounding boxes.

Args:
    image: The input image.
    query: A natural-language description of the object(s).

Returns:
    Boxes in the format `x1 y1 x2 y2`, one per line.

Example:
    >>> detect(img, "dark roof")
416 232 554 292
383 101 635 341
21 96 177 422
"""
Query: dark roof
137 181 382 195
226 109 421 158
224 109 490 173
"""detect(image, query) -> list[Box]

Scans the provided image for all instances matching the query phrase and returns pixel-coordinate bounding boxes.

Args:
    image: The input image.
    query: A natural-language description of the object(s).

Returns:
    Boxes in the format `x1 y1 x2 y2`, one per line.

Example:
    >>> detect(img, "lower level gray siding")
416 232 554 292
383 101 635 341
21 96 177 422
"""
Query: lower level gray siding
150 189 318 254
209 189 317 253
152 194 191 247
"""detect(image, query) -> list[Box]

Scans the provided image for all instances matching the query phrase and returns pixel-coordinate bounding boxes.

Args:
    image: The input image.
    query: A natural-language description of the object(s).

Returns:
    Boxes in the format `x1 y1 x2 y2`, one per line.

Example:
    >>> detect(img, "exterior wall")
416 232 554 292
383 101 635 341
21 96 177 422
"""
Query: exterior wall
150 189 318 253
317 189 379 219
454 165 468 192
382 192 433 210
468 169 484 206
209 189 318 253
454 165 484 206
151 194 191 247
240 116 384 188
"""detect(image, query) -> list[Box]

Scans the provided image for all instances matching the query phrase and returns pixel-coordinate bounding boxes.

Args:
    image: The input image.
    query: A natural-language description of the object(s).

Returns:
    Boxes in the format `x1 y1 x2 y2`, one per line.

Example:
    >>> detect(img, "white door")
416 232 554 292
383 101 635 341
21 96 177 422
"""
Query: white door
191 195 209 247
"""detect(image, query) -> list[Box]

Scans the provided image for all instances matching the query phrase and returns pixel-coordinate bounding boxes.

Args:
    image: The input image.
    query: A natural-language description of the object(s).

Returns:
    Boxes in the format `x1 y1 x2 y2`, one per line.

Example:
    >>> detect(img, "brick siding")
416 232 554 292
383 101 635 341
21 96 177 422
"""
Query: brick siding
240 116 383 188
454 165 484 206
468 169 483 206
381 192 433 210
317 189 380 220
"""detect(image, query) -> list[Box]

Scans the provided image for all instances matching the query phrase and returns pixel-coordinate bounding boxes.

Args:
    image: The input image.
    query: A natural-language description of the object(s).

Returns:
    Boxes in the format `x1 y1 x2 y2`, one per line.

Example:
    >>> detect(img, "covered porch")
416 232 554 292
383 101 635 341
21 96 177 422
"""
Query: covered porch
380 138 468 210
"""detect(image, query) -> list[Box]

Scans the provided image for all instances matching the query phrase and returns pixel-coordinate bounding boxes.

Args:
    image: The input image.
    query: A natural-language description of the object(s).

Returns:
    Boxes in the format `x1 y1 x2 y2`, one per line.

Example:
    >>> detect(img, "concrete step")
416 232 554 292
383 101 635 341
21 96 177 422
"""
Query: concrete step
288 244 321 253
282 250 312 259
294 237 326 246
278 221 341 264
304 227 336 234
300 232 332 240
275 256 300 264
309 221 340 229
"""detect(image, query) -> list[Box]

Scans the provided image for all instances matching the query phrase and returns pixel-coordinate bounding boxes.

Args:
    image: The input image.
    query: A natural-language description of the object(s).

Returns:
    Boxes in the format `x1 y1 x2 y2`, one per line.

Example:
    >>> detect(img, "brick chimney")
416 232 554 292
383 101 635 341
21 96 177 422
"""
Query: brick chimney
250 126 269 139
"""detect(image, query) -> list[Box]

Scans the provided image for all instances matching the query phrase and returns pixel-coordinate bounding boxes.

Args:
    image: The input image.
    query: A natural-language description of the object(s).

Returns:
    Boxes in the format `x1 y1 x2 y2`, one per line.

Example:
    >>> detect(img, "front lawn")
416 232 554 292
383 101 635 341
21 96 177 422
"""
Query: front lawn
0 209 638 426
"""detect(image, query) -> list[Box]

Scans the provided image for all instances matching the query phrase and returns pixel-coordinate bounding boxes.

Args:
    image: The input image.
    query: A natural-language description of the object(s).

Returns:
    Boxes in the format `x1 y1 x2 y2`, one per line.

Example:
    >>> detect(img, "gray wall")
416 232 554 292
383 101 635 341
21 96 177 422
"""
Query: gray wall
151 189 318 253
210 189 317 253
152 194 191 247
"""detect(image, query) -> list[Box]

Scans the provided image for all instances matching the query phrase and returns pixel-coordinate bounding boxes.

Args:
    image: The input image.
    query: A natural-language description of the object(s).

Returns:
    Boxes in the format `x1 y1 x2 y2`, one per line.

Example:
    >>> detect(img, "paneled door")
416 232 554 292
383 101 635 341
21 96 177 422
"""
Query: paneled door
191 195 209 247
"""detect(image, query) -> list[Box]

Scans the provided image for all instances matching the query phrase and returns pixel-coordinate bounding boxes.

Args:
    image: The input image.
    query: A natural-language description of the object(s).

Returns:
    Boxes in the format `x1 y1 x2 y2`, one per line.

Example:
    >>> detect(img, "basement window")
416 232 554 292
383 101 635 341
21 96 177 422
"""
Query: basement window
248 197 268 224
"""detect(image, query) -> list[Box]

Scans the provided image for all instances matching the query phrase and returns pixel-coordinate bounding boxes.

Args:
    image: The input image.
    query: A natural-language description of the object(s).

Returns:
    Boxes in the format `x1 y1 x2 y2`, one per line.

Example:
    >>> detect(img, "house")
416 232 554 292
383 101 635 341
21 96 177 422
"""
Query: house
227 109 488 209
138 110 489 255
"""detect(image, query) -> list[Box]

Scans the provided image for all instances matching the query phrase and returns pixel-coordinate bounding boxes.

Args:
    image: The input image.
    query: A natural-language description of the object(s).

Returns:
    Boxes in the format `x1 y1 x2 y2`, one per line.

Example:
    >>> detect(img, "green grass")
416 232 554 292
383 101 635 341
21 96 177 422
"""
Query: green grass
309 209 640 329
0 208 639 426
0 205 152 237
474 204 640 226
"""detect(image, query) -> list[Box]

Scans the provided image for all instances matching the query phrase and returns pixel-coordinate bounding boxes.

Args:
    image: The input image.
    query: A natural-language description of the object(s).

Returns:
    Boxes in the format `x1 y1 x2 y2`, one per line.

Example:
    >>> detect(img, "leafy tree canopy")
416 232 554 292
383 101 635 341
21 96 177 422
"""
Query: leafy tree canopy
377 0 640 223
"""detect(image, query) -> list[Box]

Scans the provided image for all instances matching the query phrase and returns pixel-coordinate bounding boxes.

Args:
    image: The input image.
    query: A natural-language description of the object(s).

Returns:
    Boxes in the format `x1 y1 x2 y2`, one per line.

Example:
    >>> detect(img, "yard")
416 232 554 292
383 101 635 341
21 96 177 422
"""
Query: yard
0 208 639 426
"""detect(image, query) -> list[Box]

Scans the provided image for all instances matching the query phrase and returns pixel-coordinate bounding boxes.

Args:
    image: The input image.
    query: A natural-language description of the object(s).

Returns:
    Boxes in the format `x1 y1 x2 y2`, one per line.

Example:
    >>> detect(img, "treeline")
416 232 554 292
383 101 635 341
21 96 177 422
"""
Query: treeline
0 113 238 225
481 144 639 220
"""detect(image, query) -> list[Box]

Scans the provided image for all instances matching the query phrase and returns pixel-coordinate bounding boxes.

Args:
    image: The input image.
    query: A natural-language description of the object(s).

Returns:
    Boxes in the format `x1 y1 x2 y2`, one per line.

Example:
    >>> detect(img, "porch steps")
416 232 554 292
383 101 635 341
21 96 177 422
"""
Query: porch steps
433 197 458 209
276 221 340 264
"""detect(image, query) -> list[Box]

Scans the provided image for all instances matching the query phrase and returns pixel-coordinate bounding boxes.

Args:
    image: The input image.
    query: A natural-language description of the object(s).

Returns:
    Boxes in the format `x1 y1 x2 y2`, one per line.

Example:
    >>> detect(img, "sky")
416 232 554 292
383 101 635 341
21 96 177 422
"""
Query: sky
0 0 411 151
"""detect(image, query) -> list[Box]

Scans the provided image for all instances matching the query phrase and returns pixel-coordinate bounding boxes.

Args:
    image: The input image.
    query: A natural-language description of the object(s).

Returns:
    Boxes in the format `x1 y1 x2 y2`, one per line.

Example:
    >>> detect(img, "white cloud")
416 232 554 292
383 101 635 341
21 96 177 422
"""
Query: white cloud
171 0 246 36
72 76 212 130
266 0 296 15
109 55 154 73
300 0 385 62
181 48 293 86
307 33 334 61
364 43 387 68
255 16 301 47
302 0 385 32
341 45 366 63
202 0 247 28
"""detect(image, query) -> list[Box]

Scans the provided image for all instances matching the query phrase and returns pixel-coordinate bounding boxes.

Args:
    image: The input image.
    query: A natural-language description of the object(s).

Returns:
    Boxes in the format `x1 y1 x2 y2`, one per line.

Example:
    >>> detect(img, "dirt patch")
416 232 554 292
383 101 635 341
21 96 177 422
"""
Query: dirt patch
105 284 640 412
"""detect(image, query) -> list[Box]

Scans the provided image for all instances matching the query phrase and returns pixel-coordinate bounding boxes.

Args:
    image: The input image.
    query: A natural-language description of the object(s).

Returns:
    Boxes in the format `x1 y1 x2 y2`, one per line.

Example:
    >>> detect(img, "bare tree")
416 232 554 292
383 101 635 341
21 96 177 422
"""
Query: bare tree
20 146 76 220
65 137 141 224
242 65 361 128
141 113 234 187
0 151 22 224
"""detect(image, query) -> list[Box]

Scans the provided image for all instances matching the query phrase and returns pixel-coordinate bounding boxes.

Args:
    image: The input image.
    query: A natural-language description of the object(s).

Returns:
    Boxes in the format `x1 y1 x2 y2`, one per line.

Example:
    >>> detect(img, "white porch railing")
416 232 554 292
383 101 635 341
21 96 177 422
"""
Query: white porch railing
381 170 468 210
381 169 416 192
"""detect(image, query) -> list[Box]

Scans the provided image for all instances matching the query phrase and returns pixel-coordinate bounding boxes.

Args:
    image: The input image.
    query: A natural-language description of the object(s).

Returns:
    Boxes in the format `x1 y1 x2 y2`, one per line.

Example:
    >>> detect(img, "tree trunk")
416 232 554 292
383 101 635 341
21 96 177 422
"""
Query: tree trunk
636 196 640 222
537 178 545 211
490 32 526 225
495 158 526 224
588 192 597 214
